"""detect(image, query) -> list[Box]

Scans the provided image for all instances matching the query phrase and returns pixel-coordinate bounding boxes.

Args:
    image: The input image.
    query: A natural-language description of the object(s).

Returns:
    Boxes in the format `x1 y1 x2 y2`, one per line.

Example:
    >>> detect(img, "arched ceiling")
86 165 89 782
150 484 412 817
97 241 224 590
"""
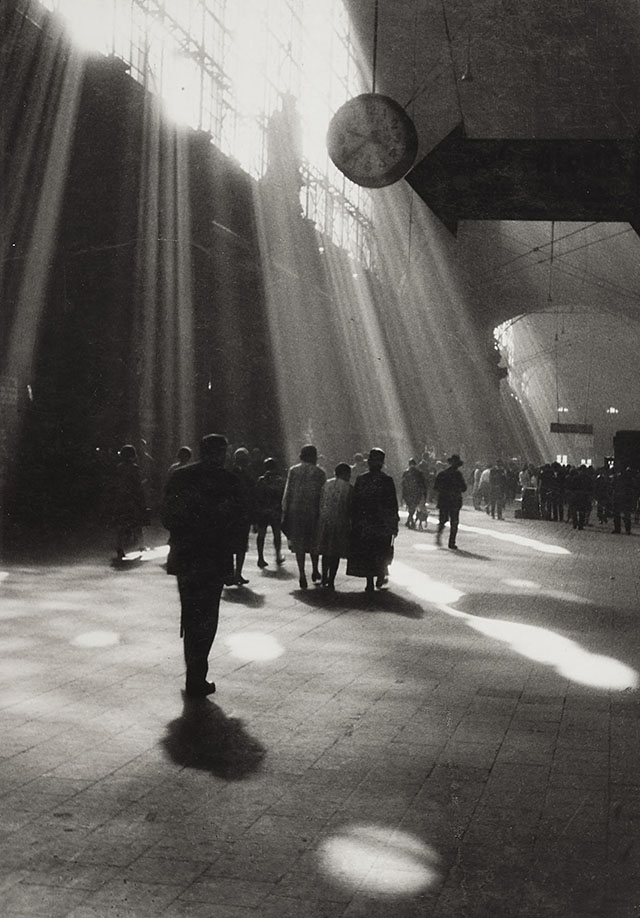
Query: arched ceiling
345 0 640 331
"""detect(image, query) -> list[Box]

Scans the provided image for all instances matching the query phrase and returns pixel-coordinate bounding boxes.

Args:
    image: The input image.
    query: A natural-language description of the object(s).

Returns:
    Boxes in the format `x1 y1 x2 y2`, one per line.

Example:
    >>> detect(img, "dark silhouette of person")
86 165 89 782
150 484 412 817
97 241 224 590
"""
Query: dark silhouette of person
347 448 399 592
229 447 255 585
612 466 636 535
161 433 242 697
594 467 612 524
434 454 467 549
571 465 594 531
110 444 150 560
254 457 286 568
488 458 507 520
281 444 326 589
401 458 427 529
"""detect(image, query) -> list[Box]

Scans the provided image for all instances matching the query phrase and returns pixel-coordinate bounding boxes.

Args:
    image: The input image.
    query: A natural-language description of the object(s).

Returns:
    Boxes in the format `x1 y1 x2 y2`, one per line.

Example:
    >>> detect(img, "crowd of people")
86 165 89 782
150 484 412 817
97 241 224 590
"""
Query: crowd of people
109 436 640 697
511 460 640 534
158 437 401 697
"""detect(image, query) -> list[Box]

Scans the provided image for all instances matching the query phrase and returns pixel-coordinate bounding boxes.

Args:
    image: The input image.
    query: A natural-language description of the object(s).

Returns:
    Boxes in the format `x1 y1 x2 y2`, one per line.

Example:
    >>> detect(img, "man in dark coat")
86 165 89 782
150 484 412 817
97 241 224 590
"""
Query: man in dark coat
161 433 242 697
434 454 467 549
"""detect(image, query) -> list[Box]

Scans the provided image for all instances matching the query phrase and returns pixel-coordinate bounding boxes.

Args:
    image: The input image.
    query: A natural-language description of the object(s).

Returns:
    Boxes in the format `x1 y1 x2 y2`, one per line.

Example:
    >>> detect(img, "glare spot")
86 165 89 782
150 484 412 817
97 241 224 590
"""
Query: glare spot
142 545 170 560
317 824 440 895
390 562 638 692
466 616 638 690
390 562 464 606
225 632 284 662
71 631 120 647
503 578 539 589
459 524 571 554
412 543 438 552
0 571 9 582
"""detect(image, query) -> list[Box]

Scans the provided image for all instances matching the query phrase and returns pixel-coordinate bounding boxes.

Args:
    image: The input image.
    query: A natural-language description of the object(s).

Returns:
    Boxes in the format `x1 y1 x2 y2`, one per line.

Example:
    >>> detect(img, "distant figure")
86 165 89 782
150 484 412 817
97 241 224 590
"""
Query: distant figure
593 467 611 524
471 462 485 510
347 448 399 592
434 454 467 550
478 464 492 513
161 433 242 697
401 457 427 529
488 458 507 520
417 451 436 502
168 446 192 476
612 466 635 535
317 463 353 590
110 444 149 560
351 453 368 479
281 445 326 589
229 447 255 585
254 458 286 568
572 465 593 531
549 461 566 522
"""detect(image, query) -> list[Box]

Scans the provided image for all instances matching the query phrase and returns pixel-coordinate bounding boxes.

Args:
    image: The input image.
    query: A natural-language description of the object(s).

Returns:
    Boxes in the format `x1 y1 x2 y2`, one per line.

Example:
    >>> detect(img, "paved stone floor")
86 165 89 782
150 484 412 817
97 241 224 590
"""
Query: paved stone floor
1 505 640 917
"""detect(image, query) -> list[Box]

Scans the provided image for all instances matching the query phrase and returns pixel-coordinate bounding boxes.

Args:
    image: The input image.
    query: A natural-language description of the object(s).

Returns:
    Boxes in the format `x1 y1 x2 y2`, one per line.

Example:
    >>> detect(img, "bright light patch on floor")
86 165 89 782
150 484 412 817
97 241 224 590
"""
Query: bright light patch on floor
390 562 637 691
317 824 439 896
467 616 637 690
0 571 9 582
460 524 571 554
412 543 438 552
504 579 540 589
225 632 284 662
391 562 464 606
71 631 120 647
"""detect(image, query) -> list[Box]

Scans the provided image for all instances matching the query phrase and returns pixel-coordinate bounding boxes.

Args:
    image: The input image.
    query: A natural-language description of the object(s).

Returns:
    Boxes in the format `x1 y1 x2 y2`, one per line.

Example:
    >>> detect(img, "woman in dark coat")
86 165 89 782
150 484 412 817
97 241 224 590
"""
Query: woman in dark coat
347 448 399 592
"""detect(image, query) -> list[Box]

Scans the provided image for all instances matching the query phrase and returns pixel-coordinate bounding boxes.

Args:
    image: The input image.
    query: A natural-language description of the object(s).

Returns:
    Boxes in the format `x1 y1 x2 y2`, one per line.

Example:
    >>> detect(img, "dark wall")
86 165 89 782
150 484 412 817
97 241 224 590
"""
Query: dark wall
2 4 284 546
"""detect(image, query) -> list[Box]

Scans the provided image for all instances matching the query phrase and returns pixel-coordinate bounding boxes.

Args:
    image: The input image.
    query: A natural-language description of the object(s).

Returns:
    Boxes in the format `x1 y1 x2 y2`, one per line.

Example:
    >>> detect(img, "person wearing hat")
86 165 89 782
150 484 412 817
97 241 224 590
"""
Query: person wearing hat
347 448 399 591
434 454 467 549
161 433 242 697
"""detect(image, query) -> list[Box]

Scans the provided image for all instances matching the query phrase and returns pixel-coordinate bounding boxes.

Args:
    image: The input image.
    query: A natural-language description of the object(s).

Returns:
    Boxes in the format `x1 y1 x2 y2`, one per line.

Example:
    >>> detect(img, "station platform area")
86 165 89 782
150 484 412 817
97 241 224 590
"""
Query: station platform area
1 504 639 917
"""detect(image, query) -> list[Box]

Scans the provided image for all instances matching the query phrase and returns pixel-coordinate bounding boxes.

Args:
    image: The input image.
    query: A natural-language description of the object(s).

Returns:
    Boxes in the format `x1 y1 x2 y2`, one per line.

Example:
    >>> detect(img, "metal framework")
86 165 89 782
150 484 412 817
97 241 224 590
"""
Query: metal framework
36 0 375 266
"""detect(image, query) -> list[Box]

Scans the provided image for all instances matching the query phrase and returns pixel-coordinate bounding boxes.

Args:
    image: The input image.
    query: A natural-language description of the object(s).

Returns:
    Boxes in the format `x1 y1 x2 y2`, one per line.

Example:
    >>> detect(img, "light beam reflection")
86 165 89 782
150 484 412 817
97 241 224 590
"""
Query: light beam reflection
225 632 284 662
71 631 120 647
391 561 638 691
459 524 571 554
317 824 440 896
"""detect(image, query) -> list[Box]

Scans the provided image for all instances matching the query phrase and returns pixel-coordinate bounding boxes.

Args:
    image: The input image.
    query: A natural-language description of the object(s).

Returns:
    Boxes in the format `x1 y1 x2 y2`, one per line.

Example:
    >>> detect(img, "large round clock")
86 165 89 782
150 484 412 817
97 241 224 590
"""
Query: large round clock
327 93 419 188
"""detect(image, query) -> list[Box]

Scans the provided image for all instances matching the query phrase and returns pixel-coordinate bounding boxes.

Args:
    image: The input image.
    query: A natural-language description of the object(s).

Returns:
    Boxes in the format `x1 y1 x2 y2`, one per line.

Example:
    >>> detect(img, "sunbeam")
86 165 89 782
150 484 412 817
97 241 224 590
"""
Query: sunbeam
391 560 638 691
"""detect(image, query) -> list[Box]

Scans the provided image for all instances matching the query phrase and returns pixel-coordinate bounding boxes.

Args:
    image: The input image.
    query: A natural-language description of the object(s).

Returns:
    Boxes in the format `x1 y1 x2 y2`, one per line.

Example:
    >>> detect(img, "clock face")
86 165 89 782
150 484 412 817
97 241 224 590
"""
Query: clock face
327 93 419 188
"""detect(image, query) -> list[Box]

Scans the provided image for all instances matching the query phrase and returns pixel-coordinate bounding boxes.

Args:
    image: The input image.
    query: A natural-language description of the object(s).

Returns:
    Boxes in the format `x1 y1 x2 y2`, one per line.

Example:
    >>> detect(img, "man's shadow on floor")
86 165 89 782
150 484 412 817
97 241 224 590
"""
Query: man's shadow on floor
296 587 425 619
162 696 266 780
